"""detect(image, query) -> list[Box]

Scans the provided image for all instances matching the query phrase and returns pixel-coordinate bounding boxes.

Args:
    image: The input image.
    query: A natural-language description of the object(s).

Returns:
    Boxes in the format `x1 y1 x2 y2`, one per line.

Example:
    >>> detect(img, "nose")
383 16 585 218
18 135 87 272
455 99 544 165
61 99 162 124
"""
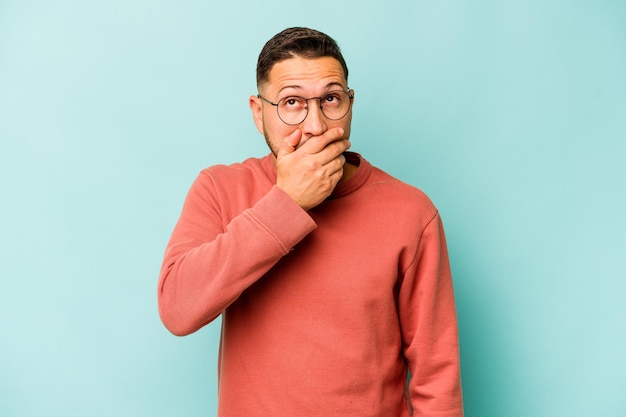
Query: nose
300 100 327 139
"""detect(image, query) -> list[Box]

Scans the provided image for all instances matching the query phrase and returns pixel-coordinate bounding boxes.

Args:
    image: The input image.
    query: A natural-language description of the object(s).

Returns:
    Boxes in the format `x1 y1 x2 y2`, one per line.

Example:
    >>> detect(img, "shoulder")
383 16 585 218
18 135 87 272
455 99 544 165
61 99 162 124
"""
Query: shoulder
186 155 275 214
191 155 272 190
199 155 266 180
365 164 438 216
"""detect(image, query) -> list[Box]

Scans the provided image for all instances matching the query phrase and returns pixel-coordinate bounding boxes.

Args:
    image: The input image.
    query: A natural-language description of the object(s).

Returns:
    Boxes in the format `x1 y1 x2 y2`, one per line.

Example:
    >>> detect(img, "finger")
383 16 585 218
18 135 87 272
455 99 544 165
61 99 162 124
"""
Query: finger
314 138 351 165
330 153 347 174
299 128 345 153
327 156 346 183
276 129 302 159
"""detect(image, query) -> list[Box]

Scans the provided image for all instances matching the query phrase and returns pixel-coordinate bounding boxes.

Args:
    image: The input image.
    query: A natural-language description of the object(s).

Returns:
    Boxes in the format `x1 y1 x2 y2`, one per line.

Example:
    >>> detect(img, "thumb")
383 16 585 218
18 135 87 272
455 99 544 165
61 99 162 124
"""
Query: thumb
276 129 302 159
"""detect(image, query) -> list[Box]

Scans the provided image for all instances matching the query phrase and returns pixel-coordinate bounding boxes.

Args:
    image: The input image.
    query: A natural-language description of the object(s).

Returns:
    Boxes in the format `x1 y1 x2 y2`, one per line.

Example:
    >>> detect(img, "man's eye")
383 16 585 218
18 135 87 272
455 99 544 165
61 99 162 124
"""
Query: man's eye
324 94 341 104
282 97 304 107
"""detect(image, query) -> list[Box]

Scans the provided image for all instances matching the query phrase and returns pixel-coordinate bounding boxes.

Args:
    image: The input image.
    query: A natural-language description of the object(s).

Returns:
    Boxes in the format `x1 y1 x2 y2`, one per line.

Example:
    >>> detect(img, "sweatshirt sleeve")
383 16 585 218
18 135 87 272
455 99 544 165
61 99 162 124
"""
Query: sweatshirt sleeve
398 212 464 417
158 172 317 336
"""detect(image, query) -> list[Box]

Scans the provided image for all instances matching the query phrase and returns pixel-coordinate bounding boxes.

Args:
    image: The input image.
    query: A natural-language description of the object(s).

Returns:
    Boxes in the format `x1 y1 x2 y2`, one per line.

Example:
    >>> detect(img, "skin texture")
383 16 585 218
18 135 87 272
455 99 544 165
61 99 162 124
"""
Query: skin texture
249 56 355 211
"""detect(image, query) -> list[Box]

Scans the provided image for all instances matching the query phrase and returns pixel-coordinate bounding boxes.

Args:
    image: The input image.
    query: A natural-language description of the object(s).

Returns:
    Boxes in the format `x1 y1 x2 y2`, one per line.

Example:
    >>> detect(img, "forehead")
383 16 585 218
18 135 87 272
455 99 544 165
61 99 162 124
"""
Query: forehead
264 56 347 95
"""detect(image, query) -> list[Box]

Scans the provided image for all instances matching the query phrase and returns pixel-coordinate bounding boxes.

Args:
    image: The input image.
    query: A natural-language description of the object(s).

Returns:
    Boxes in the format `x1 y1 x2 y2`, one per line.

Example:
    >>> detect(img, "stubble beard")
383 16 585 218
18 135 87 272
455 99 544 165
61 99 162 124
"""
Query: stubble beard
263 125 279 158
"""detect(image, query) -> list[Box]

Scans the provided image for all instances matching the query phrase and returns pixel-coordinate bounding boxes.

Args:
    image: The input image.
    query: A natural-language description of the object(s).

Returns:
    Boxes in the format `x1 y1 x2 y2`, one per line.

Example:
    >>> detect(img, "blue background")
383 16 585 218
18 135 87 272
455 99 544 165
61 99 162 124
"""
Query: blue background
1 1 624 416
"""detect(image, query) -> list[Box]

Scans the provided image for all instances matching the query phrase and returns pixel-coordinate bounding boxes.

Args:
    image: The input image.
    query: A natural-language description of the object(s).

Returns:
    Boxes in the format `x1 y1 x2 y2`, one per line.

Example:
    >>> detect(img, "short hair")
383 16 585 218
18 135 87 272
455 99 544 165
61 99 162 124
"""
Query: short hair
256 27 349 89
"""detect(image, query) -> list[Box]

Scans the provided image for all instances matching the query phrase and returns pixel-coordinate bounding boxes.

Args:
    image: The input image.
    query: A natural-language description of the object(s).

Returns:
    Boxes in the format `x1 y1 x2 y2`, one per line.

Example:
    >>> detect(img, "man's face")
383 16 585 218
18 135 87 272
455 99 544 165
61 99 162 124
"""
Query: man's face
250 56 353 156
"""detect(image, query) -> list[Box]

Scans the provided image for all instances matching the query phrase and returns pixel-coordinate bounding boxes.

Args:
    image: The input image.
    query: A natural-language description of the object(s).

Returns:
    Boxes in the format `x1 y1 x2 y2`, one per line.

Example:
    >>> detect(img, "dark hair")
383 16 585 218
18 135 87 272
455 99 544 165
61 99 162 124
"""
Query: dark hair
256 27 349 88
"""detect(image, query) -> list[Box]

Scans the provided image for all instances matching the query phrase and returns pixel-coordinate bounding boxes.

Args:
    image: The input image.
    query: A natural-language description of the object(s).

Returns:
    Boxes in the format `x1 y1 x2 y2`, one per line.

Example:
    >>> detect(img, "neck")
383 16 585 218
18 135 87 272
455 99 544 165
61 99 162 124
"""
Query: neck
339 161 358 183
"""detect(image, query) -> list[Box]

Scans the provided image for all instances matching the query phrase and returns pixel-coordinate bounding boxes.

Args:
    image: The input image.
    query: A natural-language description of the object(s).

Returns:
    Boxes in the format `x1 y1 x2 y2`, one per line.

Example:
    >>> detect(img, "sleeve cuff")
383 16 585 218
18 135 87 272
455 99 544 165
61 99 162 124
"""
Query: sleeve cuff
246 185 317 253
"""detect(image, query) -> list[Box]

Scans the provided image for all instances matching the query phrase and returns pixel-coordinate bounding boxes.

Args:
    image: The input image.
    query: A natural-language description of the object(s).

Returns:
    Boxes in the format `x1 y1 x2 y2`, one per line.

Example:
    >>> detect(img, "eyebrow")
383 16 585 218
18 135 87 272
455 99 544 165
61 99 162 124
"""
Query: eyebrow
277 82 347 96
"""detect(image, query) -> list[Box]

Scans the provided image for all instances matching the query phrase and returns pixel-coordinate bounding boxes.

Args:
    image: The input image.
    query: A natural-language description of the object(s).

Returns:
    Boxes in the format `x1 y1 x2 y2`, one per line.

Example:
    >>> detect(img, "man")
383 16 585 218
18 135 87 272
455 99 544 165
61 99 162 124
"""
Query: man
158 27 463 417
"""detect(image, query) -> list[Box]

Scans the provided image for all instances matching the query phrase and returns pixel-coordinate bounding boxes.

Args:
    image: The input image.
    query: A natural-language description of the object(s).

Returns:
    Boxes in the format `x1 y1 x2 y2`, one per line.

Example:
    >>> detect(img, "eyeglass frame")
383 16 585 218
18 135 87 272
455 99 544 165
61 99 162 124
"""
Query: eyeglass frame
257 89 354 126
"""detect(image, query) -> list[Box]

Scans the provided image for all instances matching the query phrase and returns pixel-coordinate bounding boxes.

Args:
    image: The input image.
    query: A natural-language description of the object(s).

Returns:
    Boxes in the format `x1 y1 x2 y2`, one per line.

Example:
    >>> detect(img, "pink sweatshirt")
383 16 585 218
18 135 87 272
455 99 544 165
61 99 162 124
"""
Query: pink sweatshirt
158 153 463 416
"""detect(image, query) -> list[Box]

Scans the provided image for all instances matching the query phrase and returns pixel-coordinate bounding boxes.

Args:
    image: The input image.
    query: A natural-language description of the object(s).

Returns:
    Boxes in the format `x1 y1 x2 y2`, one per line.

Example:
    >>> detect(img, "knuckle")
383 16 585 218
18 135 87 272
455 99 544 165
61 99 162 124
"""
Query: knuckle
309 160 322 173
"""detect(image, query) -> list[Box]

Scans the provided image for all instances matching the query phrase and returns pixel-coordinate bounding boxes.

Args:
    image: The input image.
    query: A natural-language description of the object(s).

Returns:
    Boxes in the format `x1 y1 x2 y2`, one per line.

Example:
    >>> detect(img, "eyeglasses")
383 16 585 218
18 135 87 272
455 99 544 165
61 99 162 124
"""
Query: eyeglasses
258 89 354 126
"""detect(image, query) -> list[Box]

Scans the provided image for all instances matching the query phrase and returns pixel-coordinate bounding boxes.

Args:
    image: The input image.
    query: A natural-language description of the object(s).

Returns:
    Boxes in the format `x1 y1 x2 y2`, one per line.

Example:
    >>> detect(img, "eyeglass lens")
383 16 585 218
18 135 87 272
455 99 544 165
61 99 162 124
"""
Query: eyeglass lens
277 90 352 125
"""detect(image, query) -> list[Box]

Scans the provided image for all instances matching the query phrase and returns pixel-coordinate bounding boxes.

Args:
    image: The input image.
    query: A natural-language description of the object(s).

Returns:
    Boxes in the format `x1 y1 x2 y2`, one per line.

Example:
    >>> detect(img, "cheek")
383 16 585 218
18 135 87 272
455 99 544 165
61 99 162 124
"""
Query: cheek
338 114 353 137
263 119 297 144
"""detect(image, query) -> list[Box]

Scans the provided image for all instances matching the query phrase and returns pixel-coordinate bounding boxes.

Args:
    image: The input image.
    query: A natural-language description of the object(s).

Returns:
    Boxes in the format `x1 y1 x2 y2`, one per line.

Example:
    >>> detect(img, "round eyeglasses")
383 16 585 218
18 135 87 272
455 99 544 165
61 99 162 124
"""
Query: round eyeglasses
258 89 354 126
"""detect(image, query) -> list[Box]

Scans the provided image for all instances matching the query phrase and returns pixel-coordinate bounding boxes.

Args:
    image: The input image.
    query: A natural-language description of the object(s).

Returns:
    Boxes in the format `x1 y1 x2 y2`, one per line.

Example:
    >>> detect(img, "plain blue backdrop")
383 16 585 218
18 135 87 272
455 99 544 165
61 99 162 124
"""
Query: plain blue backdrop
1 1 624 416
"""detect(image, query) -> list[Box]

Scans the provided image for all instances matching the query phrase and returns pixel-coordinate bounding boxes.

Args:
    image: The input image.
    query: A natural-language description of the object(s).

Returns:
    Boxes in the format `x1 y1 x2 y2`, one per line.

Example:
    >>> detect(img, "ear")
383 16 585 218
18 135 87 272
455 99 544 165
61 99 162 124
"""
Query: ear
249 95 264 135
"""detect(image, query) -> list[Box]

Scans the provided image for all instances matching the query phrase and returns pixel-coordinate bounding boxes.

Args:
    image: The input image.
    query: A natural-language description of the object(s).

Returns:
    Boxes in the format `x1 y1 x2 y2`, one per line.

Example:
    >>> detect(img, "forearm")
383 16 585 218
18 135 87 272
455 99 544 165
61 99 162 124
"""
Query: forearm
401 214 464 416
158 185 316 336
